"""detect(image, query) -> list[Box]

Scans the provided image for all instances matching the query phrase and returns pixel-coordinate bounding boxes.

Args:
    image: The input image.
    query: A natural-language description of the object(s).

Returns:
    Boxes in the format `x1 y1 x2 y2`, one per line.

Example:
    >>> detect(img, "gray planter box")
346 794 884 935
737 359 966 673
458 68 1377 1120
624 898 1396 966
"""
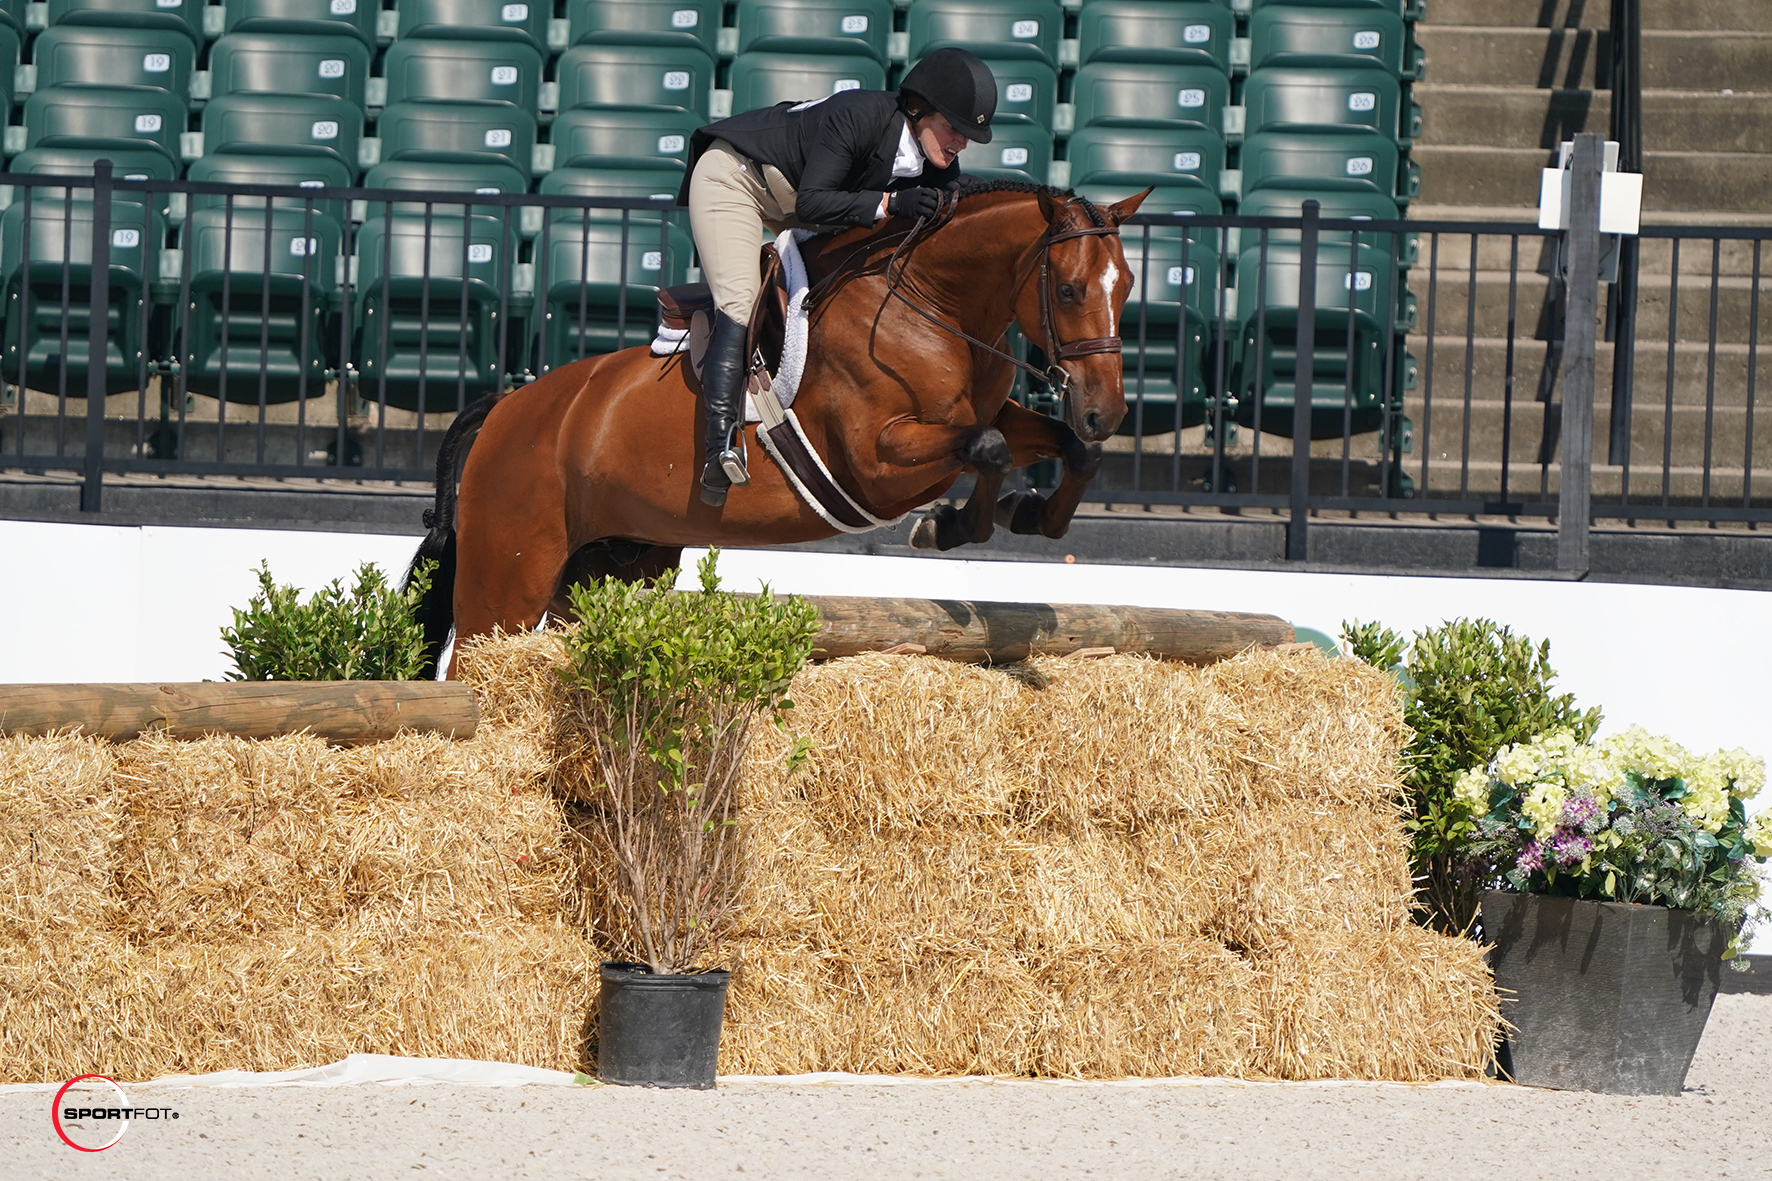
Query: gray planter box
1481 890 1728 1095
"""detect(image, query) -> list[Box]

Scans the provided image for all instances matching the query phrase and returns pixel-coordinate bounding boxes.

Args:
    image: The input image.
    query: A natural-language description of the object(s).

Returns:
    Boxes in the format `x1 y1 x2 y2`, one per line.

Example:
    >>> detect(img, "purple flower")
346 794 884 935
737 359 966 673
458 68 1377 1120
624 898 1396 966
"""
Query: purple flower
1561 793 1603 833
1549 828 1594 868
1515 840 1545 875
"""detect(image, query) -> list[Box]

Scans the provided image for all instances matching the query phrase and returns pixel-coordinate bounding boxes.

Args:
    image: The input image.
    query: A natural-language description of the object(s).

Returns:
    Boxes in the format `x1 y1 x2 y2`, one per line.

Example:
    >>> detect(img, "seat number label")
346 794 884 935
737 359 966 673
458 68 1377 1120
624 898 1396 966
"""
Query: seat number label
311 120 339 139
1184 23 1210 43
468 244 494 263
330 0 356 12
485 128 513 147
502 4 528 20
641 251 663 271
290 237 320 256
135 114 163 132
143 53 171 73
1344 271 1373 291
662 71 691 90
1011 19 1038 37
1000 147 1028 166
156 0 180 7
658 135 686 153
672 9 699 26
319 59 346 79
1166 266 1195 286
1172 152 1200 171
1345 156 1374 175
1177 88 1205 108
112 229 141 248
841 15 868 32
832 78 860 91
1353 30 1381 50
1348 92 1377 112
491 66 518 85
1006 83 1032 102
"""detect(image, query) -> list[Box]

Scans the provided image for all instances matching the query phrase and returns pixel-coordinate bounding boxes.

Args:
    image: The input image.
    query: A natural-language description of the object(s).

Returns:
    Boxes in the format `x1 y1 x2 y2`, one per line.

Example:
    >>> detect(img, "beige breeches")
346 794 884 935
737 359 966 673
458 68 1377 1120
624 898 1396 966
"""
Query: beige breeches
687 139 805 321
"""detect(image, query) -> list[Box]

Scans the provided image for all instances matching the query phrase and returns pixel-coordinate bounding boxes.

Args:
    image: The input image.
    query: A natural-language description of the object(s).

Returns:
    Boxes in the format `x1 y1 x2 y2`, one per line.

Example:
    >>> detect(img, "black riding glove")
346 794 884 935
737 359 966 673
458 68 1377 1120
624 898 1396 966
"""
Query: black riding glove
887 186 942 221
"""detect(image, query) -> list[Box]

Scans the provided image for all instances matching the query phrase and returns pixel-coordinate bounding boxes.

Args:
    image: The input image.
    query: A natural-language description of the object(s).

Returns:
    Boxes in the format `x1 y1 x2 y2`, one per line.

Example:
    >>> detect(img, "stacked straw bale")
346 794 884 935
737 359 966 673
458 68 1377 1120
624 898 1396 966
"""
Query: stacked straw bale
1 631 1496 1083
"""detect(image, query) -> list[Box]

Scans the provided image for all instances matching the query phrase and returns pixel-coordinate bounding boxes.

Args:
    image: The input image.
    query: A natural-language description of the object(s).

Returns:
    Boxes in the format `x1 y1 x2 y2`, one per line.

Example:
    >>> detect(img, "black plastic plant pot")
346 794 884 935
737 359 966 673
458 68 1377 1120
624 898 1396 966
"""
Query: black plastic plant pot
596 961 732 1089
1481 890 1728 1095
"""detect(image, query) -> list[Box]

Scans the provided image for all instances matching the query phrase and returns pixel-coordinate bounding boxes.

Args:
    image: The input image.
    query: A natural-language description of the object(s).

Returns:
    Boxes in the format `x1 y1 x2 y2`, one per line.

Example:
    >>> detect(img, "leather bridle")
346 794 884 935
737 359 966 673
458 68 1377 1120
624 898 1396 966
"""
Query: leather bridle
880 197 1123 406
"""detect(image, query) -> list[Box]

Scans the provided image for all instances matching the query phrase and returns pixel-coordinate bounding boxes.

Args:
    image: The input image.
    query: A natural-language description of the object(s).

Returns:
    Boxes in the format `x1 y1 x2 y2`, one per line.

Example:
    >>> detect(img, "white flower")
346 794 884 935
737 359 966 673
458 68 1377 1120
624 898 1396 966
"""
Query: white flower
1563 745 1624 805
1718 748 1765 800
1604 725 1690 781
1493 742 1548 787
1681 781 1731 834
1453 767 1491 814
1522 782 1569 840
1747 810 1772 857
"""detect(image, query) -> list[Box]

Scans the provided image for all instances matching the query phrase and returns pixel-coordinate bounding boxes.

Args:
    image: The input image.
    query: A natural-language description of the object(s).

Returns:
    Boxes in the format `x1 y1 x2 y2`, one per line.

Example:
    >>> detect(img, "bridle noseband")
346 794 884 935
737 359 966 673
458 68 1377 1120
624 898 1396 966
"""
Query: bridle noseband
881 198 1123 406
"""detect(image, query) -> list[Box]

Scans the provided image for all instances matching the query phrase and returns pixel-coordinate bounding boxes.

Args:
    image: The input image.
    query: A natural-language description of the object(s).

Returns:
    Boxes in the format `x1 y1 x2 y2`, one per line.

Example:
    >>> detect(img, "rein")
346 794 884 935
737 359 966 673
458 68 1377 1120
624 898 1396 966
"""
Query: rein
878 195 1122 402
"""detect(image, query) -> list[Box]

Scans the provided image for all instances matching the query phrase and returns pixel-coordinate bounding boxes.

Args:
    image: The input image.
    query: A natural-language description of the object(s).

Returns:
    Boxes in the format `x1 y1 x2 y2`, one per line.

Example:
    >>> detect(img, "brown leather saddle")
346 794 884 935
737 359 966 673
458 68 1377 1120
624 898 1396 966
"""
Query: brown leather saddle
656 245 791 398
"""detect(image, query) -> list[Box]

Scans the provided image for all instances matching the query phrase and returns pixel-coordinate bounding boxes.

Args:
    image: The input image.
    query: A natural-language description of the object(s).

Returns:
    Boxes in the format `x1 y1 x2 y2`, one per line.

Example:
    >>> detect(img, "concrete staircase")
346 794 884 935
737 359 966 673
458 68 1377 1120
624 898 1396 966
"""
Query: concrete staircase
1412 0 1772 219
1398 0 1772 504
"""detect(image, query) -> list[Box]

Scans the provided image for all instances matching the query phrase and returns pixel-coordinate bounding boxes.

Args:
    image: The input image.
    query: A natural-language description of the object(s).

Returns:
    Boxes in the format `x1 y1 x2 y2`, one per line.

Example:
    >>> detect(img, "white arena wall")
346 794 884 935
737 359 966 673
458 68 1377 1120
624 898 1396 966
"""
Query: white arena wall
4 518 1768 950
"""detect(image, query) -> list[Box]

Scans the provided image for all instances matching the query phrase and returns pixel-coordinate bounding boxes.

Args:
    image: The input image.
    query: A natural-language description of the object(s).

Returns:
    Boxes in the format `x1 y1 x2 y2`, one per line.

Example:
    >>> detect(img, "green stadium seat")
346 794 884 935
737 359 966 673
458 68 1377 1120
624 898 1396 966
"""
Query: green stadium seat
969 57 1057 130
207 32 371 106
376 100 538 179
1115 230 1219 435
201 93 365 175
1065 125 1227 198
1077 179 1221 245
555 44 716 118
1235 188 1416 265
381 38 544 111
395 0 552 51
538 219 691 368
728 52 887 114
23 85 187 162
354 210 521 412
363 158 530 217
31 25 198 98
1239 128 1418 204
1071 62 1229 134
539 167 687 229
46 0 205 42
735 0 894 64
222 0 378 46
565 0 723 55
1241 67 1417 146
0 24 20 111
1232 240 1405 438
9 144 179 218
958 122 1051 183
1249 6 1420 78
906 0 1064 69
1251 0 1421 21
1077 1 1234 70
186 153 353 224
177 204 344 403
547 108 700 171
0 195 162 395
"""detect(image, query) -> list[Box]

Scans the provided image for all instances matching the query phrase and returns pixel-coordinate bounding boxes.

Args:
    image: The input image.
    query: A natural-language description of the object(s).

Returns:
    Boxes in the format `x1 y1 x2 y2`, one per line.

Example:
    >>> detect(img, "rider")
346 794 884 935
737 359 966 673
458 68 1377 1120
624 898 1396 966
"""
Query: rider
678 48 999 507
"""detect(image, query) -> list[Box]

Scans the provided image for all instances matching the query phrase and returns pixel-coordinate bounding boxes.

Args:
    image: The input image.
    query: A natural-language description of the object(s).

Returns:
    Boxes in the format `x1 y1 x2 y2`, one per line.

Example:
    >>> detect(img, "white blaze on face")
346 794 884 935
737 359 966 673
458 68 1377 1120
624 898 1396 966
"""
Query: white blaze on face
1099 256 1121 338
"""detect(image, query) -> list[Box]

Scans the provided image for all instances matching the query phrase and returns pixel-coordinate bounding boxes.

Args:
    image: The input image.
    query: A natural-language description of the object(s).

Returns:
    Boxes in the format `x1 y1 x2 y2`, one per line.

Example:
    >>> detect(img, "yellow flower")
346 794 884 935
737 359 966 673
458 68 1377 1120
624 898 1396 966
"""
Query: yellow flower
1748 810 1772 857
1681 781 1731 834
1493 743 1546 787
1453 767 1490 814
1719 748 1765 800
1522 783 1569 840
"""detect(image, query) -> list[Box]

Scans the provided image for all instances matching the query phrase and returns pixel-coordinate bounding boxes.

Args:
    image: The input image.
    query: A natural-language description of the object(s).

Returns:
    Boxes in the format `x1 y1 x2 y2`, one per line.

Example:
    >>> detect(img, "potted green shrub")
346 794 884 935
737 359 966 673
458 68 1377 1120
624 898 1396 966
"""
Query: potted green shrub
559 551 817 1089
1456 727 1770 1094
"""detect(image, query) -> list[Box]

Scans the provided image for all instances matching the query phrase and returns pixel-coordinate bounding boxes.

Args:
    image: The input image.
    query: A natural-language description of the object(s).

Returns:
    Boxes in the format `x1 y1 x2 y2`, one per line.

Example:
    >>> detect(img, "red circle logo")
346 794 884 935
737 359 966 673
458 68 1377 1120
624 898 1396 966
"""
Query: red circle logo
51 1075 131 1152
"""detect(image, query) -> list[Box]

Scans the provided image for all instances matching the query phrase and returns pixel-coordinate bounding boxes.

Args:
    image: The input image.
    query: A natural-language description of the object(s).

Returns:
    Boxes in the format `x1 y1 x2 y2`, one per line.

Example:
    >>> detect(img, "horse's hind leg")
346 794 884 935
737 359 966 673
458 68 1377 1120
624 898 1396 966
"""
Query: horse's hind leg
989 401 1102 540
450 499 571 668
907 426 1014 551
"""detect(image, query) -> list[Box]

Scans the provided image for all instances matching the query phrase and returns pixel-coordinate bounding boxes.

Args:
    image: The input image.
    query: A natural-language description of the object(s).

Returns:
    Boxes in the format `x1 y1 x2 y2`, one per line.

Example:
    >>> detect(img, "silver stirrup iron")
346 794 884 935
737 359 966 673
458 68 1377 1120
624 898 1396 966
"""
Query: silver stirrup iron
719 428 750 486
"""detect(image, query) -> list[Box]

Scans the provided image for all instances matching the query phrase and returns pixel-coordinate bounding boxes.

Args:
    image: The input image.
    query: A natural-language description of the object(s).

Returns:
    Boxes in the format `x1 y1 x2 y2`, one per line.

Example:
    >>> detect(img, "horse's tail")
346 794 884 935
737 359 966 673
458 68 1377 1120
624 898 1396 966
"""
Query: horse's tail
405 392 501 679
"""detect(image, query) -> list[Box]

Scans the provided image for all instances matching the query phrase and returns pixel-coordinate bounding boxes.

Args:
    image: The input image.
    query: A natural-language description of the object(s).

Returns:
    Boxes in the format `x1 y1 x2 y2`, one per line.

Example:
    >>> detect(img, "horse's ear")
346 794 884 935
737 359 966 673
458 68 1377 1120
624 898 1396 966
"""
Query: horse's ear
1104 188 1153 226
1037 189 1061 225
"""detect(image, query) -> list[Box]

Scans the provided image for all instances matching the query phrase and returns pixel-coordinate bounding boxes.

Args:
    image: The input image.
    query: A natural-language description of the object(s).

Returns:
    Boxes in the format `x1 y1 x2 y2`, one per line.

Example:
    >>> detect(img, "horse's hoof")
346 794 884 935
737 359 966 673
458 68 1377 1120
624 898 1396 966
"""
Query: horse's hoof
908 515 942 549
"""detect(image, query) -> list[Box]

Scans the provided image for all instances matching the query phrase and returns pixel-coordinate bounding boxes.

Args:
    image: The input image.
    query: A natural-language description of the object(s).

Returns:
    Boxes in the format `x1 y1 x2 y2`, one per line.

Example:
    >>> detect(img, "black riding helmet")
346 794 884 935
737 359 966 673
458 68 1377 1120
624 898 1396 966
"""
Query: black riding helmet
898 48 997 145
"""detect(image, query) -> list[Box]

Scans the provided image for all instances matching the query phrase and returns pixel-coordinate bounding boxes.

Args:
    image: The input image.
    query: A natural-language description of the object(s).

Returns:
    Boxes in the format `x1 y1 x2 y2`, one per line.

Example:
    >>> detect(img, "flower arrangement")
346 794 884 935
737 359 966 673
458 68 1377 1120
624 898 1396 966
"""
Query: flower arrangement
1455 726 1771 954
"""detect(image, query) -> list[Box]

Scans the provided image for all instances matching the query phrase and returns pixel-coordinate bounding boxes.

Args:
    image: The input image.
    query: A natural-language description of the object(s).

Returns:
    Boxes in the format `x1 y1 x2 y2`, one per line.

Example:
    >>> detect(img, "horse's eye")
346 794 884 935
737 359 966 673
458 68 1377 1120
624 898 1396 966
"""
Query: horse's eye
1058 283 1078 302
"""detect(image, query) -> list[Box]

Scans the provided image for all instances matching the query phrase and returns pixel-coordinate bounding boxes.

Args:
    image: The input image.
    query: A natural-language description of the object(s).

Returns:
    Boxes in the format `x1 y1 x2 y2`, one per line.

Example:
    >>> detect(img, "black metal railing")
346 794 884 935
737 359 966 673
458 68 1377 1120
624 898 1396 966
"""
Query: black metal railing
1 157 1768 562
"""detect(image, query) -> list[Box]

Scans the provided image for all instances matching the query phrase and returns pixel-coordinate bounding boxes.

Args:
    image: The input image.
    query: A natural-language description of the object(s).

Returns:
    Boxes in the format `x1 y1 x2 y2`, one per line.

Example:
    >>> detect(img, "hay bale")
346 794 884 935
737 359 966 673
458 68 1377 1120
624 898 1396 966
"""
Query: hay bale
0 732 118 937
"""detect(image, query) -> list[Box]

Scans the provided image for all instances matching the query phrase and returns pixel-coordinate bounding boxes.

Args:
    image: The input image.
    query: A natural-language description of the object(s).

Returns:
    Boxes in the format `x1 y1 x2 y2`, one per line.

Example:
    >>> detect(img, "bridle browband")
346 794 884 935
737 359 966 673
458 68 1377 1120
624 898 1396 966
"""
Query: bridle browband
878 194 1123 404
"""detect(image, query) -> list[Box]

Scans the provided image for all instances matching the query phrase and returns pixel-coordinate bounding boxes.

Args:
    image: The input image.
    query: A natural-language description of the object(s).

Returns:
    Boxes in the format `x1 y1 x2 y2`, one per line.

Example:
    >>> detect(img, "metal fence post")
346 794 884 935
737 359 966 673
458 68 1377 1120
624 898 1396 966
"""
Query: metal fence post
1286 200 1320 561
1558 134 1603 573
80 159 114 513
1606 0 1642 465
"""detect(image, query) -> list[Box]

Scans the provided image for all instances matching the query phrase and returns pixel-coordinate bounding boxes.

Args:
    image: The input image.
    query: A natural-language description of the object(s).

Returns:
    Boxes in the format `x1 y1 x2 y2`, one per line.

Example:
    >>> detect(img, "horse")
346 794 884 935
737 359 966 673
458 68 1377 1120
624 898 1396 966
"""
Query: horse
406 178 1149 678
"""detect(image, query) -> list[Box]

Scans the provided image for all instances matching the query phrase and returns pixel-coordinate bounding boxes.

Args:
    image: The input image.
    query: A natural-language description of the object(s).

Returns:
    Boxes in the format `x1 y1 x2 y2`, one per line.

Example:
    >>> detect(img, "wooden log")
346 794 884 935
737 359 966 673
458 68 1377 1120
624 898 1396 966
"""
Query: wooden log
806 597 1294 665
0 682 478 742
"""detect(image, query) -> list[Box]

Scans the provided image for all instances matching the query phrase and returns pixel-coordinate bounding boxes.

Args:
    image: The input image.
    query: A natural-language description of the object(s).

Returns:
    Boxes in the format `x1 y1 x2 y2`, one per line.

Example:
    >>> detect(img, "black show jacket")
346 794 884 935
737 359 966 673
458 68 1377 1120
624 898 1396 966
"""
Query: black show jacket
675 89 960 228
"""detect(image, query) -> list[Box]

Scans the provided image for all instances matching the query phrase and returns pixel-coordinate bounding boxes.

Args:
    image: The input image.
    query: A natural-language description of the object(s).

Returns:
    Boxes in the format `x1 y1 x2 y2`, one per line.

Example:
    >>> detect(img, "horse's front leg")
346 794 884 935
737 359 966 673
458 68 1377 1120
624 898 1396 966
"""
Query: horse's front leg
874 419 1014 551
990 400 1103 540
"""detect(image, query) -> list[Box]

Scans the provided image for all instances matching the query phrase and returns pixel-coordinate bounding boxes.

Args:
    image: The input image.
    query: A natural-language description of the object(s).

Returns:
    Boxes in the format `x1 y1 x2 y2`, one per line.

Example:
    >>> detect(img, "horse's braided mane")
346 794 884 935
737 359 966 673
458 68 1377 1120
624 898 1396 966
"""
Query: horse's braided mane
952 175 1109 228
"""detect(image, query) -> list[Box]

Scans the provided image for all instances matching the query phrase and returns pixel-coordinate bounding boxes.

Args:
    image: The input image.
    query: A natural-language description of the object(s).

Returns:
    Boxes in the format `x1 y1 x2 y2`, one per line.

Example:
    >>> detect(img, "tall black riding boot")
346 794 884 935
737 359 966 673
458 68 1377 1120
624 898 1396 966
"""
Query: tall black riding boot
699 310 751 507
